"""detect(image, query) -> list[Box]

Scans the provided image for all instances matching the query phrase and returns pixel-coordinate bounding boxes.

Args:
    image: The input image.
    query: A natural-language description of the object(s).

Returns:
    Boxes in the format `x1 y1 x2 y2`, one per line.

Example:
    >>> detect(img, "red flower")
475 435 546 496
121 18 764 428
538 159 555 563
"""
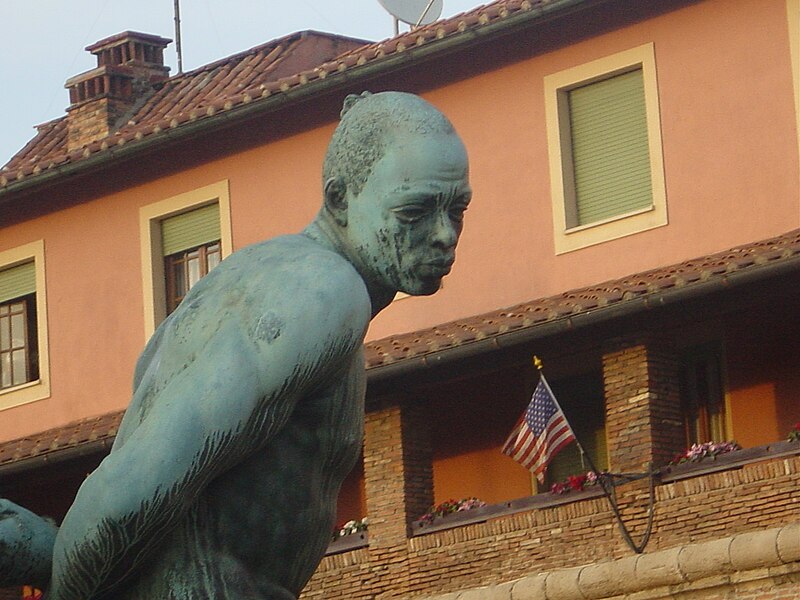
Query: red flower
567 474 587 491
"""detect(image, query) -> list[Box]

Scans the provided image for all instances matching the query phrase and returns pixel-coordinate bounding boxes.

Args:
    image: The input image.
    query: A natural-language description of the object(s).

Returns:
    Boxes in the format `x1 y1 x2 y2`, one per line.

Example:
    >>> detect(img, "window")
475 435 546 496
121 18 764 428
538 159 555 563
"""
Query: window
545 43 667 253
165 242 221 314
0 241 50 409
0 296 34 389
789 0 800 176
161 204 222 314
140 181 232 337
680 344 728 445
567 69 651 226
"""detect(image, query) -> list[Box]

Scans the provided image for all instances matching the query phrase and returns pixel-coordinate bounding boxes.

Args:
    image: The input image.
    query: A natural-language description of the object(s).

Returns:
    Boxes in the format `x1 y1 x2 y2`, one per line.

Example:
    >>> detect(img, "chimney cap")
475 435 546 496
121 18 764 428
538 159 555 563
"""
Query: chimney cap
86 31 172 54
64 65 134 89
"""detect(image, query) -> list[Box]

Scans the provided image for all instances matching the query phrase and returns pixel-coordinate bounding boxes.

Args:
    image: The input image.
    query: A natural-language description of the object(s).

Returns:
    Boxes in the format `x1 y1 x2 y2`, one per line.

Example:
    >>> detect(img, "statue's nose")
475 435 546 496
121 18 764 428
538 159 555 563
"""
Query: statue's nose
431 213 458 249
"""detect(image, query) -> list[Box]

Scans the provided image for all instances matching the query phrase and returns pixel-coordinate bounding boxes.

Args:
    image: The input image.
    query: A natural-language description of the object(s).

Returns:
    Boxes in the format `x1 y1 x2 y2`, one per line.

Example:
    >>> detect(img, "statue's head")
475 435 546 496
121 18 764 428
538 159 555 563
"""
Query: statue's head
322 91 471 298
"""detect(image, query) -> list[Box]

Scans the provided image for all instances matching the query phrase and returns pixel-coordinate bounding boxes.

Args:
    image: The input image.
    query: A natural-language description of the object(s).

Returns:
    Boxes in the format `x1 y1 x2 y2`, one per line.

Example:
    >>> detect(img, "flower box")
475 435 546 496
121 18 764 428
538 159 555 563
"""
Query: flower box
411 486 605 536
659 439 800 483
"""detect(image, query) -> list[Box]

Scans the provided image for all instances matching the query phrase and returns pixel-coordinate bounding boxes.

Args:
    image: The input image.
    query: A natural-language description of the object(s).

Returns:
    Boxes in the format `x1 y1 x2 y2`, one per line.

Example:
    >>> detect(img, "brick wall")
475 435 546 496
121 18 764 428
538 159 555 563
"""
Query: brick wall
66 98 130 151
732 583 800 600
299 548 375 599
653 457 800 544
418 520 800 600
303 399 435 599
602 335 684 473
299 336 794 599
301 452 800 599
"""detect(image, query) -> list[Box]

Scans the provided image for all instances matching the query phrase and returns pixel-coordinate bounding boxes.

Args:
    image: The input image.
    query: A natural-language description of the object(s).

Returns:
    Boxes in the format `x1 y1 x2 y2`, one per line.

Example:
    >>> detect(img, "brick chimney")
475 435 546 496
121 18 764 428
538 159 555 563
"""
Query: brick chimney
65 32 172 151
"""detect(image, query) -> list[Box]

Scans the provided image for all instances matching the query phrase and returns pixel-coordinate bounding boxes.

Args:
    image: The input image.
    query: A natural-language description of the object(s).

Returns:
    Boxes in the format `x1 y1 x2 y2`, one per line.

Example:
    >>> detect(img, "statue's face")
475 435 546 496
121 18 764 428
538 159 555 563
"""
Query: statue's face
346 131 471 296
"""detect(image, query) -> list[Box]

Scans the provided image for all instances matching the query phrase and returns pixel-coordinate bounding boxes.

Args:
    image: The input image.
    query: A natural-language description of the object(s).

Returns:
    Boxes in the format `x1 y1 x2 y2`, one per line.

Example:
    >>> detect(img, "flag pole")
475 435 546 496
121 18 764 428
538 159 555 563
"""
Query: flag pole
533 357 581 452
534 357 602 481
532 356 655 554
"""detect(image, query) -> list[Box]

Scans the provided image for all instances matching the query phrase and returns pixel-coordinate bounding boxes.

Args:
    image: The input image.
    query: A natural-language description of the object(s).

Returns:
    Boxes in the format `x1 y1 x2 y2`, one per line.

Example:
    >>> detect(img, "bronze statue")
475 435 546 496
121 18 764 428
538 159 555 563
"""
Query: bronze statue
0 91 471 599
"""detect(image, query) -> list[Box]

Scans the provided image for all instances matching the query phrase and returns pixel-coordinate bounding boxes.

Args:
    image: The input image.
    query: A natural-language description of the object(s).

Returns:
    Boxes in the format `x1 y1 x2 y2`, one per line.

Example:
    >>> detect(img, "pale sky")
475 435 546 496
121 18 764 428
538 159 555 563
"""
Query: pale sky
1 0 483 166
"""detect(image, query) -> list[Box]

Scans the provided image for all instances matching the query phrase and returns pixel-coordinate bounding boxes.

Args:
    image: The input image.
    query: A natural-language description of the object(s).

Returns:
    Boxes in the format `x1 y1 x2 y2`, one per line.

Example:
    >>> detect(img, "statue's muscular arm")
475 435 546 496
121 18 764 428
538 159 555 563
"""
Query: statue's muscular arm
47 252 371 600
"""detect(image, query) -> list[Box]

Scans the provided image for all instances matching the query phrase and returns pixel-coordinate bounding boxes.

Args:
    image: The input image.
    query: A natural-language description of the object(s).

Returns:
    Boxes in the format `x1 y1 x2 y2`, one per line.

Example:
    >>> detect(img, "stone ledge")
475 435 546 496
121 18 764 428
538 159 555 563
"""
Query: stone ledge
416 521 800 600
659 440 800 483
325 531 368 556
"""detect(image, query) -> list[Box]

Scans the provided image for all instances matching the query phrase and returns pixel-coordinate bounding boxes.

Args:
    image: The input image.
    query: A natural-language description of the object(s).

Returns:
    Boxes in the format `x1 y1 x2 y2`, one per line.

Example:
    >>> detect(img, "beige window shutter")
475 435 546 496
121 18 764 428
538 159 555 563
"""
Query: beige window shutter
161 203 221 256
0 262 36 304
568 68 653 226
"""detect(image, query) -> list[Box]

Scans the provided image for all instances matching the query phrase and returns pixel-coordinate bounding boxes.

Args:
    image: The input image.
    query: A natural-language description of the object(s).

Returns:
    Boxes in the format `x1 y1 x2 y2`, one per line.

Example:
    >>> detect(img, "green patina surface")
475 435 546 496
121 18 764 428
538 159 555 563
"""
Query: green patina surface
0 91 470 600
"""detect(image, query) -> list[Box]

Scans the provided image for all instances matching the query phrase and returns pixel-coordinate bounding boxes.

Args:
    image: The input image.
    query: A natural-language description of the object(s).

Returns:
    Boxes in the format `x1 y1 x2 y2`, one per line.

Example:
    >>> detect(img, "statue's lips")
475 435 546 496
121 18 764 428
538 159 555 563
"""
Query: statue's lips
417 260 454 279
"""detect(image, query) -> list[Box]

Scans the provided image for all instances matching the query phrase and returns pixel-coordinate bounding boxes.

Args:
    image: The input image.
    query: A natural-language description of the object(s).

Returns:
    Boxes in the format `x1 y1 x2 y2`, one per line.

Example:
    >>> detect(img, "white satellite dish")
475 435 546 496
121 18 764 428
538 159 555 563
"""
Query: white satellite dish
378 0 444 27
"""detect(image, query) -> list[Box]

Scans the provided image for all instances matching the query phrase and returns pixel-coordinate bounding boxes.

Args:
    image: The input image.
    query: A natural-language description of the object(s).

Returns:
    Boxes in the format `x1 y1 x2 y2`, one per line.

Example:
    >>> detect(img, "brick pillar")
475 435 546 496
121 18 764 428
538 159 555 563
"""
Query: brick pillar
602 335 684 474
363 399 433 597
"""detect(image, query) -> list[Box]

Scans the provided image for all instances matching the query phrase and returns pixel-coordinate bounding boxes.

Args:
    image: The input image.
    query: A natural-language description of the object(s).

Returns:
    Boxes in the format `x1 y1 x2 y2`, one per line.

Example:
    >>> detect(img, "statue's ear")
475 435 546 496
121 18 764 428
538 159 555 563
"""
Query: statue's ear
324 177 348 227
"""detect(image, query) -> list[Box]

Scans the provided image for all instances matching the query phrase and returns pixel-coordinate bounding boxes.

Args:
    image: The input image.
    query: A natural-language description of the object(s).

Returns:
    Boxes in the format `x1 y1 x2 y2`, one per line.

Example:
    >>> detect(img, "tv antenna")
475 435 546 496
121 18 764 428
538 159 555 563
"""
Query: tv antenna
378 0 444 35
174 0 184 74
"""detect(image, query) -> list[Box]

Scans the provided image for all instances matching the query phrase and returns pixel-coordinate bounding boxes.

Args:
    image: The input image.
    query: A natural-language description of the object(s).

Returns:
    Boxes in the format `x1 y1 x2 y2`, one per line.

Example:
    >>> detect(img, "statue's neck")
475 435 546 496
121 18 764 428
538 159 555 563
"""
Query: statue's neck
302 216 395 318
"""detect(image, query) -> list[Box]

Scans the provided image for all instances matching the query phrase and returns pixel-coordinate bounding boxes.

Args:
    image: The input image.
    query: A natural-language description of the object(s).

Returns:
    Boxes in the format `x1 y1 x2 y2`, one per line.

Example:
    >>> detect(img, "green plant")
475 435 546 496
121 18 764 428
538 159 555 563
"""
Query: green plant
332 517 368 540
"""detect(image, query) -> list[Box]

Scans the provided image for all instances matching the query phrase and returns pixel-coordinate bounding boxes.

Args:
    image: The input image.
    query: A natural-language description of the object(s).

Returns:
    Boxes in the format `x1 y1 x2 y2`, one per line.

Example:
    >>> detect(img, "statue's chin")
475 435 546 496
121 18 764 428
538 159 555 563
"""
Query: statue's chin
401 278 443 297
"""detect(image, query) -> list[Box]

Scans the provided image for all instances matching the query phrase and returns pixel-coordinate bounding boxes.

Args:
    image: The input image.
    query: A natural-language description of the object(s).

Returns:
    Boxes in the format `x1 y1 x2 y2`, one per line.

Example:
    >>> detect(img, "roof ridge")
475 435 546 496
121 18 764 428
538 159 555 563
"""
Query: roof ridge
174 30 371 80
1 0 553 188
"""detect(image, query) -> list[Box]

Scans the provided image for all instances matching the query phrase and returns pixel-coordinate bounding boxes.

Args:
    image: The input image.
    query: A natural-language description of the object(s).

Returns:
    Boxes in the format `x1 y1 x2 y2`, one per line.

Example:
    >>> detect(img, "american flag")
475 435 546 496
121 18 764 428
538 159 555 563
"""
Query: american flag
502 376 576 483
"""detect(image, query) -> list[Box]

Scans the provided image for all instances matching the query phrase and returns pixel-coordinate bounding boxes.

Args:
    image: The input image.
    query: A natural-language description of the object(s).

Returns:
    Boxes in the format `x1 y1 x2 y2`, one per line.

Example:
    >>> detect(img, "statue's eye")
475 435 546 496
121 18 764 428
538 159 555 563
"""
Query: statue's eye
448 196 471 223
392 205 429 223
448 204 468 223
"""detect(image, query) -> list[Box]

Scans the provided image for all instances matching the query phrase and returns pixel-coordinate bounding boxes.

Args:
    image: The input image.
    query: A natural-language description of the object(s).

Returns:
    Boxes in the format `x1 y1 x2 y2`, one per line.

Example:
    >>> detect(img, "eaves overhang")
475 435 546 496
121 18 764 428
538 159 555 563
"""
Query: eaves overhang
0 0 604 202
364 229 800 383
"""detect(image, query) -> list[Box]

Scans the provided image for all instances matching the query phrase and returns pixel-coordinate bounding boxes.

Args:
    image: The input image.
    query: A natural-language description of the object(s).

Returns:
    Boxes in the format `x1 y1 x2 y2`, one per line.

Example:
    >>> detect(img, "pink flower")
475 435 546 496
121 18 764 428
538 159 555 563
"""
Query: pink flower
670 441 741 465
419 497 486 523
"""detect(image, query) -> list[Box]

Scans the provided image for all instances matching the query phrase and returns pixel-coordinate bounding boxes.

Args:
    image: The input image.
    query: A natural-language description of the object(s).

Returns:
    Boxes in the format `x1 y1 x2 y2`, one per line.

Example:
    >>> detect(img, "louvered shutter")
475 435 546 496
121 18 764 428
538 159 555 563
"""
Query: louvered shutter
161 204 221 256
568 68 652 226
0 262 35 304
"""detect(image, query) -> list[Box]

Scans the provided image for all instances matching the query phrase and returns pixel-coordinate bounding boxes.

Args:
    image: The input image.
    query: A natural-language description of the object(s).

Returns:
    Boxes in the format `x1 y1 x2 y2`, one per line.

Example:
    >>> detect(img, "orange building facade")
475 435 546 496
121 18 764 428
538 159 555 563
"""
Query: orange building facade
1 0 799 598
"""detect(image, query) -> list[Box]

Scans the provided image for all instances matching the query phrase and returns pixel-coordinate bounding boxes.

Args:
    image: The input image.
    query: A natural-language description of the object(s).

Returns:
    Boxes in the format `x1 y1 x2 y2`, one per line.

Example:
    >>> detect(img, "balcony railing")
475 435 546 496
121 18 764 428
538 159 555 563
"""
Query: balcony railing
405 438 800 537
410 485 606 535
325 439 800 546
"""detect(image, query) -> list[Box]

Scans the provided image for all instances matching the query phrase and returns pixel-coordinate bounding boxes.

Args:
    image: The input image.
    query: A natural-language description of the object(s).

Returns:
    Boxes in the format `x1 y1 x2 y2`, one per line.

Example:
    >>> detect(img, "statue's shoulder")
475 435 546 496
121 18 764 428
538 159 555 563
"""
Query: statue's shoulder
229 234 364 291
193 234 369 325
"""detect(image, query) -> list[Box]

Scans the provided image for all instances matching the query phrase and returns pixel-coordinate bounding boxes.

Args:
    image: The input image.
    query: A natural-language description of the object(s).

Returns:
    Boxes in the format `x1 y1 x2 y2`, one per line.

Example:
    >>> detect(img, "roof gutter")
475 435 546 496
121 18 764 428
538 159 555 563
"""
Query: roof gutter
366 253 800 384
0 437 113 478
0 0 597 201
2 250 797 476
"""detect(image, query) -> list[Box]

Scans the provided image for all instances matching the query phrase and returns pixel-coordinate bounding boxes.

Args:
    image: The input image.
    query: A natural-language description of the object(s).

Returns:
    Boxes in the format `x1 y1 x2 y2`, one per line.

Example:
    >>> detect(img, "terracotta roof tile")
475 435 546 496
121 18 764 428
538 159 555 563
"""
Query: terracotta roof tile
1 0 570 192
1 228 799 471
365 228 800 371
1 31 367 183
0 412 122 468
